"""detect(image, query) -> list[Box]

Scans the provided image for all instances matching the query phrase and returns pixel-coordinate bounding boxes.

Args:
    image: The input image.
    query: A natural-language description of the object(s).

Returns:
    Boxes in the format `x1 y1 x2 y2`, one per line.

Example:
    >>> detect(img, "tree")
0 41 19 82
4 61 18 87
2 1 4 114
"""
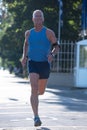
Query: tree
0 0 82 68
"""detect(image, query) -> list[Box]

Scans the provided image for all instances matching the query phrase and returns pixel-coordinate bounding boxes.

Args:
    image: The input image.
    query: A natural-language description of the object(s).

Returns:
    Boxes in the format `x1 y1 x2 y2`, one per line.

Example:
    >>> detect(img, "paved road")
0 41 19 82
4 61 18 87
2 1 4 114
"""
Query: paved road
0 69 87 130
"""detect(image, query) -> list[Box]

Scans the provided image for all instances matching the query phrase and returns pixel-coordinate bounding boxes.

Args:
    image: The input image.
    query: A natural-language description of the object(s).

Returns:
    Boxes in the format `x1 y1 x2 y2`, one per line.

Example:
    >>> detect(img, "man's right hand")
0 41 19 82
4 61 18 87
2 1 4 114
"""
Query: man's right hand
21 57 27 68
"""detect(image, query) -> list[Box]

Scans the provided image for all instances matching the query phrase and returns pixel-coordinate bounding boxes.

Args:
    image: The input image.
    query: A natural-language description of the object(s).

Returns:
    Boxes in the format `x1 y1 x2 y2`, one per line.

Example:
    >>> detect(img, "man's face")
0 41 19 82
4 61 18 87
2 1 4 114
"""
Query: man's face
32 11 44 26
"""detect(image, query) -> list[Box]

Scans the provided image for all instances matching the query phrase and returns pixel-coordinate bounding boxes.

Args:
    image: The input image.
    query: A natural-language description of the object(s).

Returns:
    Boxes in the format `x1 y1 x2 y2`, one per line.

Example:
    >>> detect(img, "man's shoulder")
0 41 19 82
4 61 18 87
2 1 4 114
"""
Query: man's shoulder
46 27 55 37
25 30 30 37
46 27 54 34
25 28 34 37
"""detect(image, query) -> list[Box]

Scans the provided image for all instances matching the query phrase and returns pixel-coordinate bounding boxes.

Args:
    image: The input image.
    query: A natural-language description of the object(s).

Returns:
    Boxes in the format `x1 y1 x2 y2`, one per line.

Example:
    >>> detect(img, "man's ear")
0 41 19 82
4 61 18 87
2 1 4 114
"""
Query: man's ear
42 17 44 22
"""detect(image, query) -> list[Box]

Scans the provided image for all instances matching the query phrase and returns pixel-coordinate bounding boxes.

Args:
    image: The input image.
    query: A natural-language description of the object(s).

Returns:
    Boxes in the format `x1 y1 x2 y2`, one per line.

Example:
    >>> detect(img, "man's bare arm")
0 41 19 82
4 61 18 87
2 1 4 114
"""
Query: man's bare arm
22 30 29 58
47 29 59 56
21 30 29 67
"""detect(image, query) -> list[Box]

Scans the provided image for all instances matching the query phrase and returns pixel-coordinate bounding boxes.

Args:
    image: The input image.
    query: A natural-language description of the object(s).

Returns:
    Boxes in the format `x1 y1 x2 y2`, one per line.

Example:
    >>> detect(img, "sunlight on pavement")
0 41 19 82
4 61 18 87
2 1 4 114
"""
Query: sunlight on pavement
0 126 87 130
0 70 30 103
0 70 59 104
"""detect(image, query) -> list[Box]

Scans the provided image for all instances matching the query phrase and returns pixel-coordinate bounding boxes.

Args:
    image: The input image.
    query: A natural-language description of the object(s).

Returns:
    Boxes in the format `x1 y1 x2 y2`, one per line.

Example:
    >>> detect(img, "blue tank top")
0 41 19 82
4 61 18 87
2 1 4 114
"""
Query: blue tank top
28 26 51 61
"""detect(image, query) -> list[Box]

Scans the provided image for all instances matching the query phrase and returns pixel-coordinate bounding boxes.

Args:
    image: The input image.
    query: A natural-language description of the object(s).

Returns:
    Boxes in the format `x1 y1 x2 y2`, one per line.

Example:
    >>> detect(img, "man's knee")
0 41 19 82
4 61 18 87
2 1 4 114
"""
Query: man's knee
38 91 45 95
31 87 38 95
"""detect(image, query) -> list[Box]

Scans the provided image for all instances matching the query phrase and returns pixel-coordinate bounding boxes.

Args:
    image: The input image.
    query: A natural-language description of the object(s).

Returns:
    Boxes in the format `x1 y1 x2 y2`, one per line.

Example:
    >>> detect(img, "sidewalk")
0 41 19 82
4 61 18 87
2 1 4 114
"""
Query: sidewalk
0 70 87 130
0 126 87 130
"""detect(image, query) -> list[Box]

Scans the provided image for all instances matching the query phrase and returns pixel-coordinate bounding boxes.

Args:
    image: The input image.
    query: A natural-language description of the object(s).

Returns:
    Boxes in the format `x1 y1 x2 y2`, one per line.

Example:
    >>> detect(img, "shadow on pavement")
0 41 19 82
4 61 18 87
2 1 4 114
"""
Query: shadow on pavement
15 81 30 84
8 98 19 101
11 72 87 112
36 127 51 130
45 84 87 112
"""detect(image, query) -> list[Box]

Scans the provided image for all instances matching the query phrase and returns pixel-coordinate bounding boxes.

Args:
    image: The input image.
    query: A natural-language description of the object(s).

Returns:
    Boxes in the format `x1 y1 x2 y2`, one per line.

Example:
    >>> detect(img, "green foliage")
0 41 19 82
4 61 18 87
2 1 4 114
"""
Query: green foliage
0 0 82 68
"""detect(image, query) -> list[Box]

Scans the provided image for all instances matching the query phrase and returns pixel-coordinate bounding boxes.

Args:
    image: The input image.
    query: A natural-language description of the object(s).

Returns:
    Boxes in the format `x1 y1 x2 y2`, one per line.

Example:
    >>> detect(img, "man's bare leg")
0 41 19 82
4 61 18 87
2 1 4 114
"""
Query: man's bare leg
38 79 48 95
29 73 42 126
29 73 39 116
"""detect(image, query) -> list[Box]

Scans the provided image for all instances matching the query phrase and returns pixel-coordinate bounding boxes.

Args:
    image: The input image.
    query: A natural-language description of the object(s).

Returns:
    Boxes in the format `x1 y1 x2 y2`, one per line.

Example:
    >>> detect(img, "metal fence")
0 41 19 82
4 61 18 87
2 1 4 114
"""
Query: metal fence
50 41 76 73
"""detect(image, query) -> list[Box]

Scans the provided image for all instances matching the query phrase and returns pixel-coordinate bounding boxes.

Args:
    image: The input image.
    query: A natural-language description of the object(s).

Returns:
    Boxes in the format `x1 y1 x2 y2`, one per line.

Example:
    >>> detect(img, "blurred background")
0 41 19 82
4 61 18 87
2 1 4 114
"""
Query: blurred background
0 0 86 77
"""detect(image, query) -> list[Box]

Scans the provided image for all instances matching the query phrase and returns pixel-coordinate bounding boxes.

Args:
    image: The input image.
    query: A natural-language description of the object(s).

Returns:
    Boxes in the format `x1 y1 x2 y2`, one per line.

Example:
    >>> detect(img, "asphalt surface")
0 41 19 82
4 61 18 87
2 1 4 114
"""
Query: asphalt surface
0 69 87 130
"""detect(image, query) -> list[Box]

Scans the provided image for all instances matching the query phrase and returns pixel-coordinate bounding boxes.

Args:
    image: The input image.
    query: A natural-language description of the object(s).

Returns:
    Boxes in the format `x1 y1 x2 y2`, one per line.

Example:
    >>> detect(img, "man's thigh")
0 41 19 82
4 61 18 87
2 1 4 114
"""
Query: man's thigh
38 79 48 95
29 73 39 88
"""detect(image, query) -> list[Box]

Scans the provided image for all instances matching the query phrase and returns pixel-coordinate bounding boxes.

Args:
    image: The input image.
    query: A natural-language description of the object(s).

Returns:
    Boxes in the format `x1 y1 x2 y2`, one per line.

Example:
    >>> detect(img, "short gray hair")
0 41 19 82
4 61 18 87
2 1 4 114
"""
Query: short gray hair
32 10 44 21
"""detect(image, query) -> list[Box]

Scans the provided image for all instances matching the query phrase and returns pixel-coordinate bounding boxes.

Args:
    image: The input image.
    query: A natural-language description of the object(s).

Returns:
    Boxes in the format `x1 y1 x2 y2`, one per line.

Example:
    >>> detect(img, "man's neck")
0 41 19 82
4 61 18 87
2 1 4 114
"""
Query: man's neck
34 25 43 32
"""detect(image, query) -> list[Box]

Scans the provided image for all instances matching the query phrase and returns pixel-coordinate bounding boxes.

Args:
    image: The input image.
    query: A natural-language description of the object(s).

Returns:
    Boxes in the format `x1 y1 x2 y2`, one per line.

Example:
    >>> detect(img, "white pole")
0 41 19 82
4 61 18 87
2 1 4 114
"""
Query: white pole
58 0 63 44
58 0 61 44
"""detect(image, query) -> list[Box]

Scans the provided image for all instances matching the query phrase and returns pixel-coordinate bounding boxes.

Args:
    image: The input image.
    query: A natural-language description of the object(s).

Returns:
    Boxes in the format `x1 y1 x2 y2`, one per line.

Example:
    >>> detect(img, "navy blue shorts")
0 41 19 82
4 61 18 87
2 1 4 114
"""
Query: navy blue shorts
28 60 50 79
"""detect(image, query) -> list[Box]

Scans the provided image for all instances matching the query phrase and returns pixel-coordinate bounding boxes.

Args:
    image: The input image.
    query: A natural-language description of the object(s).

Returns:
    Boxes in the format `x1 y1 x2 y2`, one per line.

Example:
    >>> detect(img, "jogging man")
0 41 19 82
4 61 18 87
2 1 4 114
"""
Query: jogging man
21 9 59 127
